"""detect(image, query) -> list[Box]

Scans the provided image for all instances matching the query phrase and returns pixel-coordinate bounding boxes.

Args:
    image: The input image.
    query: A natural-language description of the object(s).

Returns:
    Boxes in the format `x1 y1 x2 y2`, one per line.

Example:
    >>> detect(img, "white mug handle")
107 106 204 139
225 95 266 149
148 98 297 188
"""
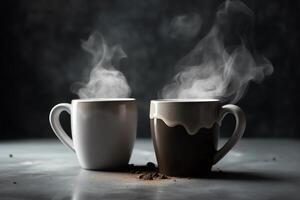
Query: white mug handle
49 103 75 152
213 104 246 164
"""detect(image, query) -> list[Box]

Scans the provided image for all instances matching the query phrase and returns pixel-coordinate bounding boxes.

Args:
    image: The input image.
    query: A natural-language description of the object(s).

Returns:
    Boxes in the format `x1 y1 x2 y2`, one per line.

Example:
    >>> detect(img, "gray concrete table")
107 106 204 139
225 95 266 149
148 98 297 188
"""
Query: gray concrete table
0 139 299 200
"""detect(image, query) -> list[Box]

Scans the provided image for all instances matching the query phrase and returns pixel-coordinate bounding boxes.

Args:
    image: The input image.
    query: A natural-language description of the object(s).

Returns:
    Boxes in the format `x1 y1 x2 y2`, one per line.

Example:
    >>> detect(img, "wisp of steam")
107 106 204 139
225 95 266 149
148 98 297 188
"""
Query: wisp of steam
73 31 131 98
167 13 202 40
161 0 273 103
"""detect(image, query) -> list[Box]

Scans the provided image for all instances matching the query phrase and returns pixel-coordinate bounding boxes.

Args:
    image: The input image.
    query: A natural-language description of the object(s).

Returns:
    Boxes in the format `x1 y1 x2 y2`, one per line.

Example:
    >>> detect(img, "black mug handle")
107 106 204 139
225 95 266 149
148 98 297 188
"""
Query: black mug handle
213 104 246 164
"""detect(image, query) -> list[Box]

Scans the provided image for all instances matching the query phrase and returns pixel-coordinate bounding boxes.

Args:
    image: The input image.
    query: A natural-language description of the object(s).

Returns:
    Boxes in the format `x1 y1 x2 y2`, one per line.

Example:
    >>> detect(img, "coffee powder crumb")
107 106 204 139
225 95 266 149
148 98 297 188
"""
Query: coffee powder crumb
272 157 277 161
139 173 153 180
9 154 13 158
13 181 17 184
138 172 168 180
124 162 169 180
160 174 168 179
146 162 156 170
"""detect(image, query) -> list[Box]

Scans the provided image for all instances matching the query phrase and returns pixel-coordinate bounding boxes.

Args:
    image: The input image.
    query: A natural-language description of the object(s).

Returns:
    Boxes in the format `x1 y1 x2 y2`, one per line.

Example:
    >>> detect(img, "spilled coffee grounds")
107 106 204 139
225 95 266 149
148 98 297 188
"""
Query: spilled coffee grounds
123 162 168 180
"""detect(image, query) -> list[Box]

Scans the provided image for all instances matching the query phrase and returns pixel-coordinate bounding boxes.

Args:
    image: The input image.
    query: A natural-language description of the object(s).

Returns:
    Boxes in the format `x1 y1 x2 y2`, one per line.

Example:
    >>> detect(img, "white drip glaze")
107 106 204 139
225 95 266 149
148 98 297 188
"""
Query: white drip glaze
150 114 216 135
150 100 219 135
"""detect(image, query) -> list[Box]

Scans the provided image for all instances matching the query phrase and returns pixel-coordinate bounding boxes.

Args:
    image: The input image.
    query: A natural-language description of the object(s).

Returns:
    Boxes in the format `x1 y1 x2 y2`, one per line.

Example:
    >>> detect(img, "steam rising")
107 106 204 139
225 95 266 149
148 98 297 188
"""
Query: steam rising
161 0 273 103
163 13 202 40
73 31 131 98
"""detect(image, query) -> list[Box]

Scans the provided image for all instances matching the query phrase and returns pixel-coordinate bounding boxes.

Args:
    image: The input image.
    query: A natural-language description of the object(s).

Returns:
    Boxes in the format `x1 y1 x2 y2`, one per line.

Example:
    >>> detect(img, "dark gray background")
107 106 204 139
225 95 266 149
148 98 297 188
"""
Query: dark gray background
2 0 299 139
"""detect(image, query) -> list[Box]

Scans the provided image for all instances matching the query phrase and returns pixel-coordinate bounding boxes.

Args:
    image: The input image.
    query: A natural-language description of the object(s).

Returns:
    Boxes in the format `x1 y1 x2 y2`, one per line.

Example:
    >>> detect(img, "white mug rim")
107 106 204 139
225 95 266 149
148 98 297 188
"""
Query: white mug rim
72 98 135 103
151 99 219 103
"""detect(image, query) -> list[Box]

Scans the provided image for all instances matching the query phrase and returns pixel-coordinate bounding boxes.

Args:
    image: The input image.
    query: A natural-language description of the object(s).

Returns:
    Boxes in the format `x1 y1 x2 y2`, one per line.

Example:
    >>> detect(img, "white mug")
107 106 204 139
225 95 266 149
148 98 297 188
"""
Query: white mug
49 98 137 170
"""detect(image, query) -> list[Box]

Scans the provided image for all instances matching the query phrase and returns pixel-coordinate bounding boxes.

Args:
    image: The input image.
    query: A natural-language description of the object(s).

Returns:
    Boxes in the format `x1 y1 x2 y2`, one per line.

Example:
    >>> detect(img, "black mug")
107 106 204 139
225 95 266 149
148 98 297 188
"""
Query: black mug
150 99 246 177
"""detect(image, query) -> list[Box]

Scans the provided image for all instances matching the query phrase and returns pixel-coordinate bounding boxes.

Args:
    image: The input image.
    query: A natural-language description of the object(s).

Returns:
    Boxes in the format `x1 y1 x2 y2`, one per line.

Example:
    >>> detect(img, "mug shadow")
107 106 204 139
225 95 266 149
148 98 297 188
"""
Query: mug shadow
196 170 284 182
76 164 285 182
65 169 286 200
